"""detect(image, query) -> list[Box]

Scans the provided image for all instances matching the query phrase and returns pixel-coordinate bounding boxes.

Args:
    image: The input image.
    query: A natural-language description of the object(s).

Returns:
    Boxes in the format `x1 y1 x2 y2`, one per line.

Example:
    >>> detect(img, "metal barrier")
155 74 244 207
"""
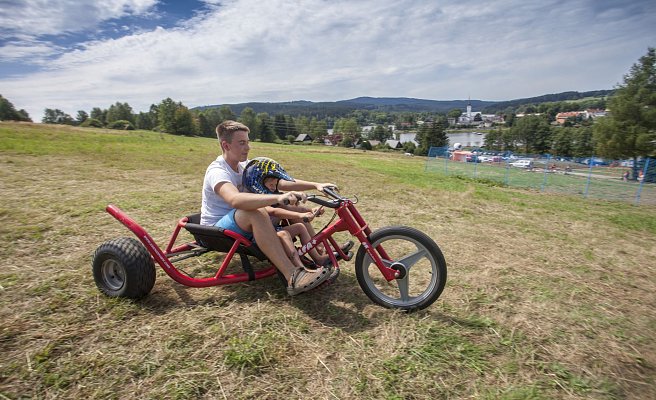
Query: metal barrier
425 147 655 206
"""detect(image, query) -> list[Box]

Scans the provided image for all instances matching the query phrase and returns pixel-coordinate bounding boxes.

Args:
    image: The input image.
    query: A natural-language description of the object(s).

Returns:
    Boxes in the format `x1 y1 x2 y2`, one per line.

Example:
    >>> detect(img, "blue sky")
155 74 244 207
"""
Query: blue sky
1 0 655 120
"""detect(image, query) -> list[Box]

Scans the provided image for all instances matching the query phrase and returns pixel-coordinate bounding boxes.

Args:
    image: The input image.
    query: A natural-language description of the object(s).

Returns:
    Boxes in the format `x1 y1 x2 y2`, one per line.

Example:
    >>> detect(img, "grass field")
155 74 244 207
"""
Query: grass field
1 122 655 399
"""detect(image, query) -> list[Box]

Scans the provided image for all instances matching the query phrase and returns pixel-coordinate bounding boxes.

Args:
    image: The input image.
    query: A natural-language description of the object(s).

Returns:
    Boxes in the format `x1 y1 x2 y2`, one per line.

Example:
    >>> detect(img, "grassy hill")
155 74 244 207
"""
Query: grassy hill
1 122 654 399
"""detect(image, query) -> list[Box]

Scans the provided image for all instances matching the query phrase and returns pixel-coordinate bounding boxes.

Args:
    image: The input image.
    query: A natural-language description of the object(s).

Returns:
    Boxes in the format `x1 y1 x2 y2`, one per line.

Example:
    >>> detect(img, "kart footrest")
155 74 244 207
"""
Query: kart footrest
238 253 256 281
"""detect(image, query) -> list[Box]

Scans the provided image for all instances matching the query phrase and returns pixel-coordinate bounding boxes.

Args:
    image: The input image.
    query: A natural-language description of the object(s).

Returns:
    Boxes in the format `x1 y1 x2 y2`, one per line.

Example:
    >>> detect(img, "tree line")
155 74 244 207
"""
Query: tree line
1 49 652 162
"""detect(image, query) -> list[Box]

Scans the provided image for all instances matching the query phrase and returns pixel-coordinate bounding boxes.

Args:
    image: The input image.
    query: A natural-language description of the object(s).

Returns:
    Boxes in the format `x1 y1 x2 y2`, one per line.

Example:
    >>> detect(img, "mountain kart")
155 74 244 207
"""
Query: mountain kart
92 188 447 311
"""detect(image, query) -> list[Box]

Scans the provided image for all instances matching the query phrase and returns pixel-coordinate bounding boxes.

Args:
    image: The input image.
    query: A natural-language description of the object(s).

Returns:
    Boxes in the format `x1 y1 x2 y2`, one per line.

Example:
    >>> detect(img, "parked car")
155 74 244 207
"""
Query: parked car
582 158 608 166
510 159 533 168
466 155 481 163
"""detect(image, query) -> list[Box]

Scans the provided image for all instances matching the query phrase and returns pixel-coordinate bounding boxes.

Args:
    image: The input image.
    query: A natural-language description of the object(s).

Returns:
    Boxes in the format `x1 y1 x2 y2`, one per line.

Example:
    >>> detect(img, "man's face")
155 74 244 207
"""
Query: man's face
224 130 250 161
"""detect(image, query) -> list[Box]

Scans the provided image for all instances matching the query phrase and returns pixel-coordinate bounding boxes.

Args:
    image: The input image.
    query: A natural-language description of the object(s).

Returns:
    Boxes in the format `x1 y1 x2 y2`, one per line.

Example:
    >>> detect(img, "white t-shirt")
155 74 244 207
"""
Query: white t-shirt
200 155 250 226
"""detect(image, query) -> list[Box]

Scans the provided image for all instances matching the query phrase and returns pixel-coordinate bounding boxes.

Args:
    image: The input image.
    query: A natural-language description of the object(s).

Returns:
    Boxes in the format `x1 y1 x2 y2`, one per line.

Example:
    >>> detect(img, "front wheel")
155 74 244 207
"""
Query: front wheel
92 237 156 299
355 226 447 311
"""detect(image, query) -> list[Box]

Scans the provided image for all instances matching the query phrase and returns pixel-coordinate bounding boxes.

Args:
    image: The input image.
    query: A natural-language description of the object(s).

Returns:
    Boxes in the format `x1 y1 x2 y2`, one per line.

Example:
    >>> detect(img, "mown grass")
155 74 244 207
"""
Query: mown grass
1 122 655 399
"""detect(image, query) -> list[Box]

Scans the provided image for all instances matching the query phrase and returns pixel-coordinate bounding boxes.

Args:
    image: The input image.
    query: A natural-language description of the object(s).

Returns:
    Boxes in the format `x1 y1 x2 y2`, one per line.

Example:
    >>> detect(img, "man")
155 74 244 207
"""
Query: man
201 120 335 295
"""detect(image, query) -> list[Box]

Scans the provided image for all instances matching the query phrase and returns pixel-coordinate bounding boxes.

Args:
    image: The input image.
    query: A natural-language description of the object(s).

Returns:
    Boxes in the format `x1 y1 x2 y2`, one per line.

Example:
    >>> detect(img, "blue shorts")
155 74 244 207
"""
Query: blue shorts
215 209 254 241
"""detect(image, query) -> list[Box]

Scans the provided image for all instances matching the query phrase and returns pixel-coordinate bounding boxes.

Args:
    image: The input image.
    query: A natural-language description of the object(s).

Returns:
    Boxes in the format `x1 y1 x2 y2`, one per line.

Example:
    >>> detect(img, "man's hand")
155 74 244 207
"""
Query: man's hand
278 191 307 205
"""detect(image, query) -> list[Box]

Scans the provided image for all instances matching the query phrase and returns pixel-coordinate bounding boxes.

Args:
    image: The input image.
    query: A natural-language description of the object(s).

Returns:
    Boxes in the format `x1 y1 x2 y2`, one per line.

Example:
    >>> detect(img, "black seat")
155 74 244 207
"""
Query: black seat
183 214 267 261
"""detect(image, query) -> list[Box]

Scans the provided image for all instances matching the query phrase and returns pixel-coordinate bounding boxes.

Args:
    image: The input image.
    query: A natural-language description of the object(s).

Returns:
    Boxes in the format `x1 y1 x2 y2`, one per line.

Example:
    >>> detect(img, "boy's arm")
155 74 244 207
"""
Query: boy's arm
277 178 337 193
266 205 312 220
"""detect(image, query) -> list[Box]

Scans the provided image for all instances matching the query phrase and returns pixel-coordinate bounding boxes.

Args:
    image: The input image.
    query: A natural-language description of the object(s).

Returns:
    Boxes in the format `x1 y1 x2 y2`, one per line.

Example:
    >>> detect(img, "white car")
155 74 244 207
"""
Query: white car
510 159 533 168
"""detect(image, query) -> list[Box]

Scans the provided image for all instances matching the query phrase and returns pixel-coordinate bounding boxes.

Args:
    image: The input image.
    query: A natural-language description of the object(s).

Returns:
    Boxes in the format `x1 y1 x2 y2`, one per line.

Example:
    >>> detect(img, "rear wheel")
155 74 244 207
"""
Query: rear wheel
355 226 447 311
92 237 156 299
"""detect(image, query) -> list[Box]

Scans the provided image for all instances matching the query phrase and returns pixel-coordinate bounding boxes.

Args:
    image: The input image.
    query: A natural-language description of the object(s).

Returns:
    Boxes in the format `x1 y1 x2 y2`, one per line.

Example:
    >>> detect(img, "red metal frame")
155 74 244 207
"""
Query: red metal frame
106 197 398 288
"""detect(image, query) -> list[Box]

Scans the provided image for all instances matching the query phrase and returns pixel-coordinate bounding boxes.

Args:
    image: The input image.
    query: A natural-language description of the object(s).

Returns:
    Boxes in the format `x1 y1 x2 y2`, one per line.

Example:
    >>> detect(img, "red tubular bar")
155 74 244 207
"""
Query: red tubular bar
345 202 397 281
105 205 277 287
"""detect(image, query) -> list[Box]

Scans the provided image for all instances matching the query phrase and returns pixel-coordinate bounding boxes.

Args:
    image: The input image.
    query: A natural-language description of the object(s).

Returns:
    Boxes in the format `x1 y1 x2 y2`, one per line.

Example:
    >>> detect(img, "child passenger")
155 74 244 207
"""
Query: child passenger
243 157 344 270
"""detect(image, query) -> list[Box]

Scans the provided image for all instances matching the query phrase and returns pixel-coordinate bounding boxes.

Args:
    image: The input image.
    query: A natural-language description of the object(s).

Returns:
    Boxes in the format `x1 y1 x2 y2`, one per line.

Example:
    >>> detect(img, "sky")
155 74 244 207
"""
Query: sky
1 0 655 120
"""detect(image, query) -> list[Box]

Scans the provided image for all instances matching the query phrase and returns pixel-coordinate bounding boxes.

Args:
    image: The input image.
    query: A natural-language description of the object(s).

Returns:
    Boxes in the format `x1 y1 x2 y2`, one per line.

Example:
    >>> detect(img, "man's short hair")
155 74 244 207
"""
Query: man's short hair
216 120 250 144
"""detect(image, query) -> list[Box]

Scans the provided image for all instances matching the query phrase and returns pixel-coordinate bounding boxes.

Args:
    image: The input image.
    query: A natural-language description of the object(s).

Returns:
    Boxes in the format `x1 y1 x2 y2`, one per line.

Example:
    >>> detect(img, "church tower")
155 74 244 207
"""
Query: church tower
466 97 472 119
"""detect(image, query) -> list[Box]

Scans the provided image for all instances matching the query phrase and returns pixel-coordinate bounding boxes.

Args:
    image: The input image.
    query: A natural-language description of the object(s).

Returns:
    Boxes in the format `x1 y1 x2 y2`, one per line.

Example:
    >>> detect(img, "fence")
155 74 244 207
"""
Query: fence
425 147 656 206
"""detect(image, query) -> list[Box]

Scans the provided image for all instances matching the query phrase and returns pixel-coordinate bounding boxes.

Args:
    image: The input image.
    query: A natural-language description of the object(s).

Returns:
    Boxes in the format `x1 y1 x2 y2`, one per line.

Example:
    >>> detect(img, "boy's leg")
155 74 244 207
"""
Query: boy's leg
282 223 328 264
276 230 305 270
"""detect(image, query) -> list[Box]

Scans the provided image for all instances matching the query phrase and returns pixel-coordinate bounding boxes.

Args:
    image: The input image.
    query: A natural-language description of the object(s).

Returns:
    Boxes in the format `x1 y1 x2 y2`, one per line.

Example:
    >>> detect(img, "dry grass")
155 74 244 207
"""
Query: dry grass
1 122 655 399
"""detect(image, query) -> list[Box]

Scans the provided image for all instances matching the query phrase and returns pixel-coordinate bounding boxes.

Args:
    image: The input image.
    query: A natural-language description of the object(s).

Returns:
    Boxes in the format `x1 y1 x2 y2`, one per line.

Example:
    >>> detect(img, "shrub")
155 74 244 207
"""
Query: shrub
107 120 134 130
80 118 103 128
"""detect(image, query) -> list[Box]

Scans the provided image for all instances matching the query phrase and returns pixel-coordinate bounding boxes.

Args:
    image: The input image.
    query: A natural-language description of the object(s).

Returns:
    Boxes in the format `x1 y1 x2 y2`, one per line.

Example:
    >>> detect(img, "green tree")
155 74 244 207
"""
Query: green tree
372 125 388 141
551 127 574 157
239 107 257 135
572 126 594 158
257 113 275 143
447 108 462 120
593 47 656 168
135 112 155 130
0 95 31 121
156 98 178 133
90 107 107 125
218 105 236 123
504 113 516 127
76 110 88 124
484 128 505 151
402 141 417 154
196 113 212 137
173 106 197 135
106 102 134 124
309 118 327 139
42 108 73 124
510 115 552 153
416 119 448 156
273 114 288 140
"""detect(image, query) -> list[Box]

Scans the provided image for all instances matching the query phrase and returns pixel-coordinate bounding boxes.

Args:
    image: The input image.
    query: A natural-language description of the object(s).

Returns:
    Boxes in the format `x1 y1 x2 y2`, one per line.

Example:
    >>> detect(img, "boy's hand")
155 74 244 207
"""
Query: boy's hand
302 211 315 222
316 183 338 192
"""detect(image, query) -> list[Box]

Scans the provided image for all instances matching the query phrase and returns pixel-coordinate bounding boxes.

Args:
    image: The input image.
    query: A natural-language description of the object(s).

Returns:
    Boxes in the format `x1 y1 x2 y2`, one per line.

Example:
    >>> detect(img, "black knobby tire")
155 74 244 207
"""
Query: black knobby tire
355 226 447 311
92 237 156 299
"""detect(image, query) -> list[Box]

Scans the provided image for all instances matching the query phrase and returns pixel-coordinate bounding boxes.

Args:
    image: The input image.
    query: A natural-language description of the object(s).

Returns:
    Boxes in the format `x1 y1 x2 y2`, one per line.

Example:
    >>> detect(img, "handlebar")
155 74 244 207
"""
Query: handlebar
276 187 346 209
306 195 339 208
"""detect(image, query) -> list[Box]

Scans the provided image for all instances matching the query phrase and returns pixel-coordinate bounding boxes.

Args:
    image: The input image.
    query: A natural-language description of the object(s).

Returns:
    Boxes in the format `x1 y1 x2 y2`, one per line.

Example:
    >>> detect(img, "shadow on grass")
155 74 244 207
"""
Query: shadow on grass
136 265 379 333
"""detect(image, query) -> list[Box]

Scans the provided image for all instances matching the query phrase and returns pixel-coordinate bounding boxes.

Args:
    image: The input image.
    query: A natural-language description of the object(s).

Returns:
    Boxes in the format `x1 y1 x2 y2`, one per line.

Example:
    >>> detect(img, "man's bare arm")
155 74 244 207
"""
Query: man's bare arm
216 182 305 210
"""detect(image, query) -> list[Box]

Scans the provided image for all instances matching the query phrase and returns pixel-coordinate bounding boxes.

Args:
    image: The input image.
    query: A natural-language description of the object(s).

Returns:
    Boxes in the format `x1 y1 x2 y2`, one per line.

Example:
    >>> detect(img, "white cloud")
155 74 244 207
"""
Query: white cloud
0 41 62 61
0 0 158 36
1 0 655 120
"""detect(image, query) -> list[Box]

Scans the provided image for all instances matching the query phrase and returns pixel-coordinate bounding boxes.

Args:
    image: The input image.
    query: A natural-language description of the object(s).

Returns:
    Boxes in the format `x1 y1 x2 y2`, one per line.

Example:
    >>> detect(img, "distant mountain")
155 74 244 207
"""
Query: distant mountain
194 90 612 117
481 90 613 113
337 97 496 112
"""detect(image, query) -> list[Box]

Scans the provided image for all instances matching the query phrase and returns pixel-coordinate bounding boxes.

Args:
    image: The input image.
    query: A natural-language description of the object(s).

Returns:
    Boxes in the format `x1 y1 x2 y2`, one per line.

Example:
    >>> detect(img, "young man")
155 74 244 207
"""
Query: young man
200 120 337 295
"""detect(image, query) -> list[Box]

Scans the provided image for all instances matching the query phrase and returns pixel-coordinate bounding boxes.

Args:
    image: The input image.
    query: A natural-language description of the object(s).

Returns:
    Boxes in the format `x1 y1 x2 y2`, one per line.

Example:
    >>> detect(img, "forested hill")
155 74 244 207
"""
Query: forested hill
481 90 614 113
194 90 612 117
336 97 496 112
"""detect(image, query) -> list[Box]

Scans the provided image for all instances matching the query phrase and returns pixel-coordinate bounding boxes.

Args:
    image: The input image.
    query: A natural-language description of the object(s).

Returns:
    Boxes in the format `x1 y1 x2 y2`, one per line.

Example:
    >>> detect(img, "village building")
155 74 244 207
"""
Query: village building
294 133 313 143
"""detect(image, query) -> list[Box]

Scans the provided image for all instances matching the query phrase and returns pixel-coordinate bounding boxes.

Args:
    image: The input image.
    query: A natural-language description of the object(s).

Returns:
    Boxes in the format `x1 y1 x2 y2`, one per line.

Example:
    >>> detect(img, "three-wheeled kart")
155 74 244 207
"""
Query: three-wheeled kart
92 188 447 311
